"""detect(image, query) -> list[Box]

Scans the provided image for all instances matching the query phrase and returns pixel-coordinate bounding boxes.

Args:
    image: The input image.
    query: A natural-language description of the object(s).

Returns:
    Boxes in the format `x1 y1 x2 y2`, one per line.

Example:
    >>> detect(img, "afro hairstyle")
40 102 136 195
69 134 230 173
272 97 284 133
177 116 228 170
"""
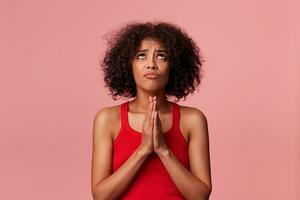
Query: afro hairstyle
100 20 205 102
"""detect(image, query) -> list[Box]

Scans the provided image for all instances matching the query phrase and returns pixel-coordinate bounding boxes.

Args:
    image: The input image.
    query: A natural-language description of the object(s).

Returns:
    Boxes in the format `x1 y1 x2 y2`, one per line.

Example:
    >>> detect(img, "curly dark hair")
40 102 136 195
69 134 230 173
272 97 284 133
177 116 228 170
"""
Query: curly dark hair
100 20 205 102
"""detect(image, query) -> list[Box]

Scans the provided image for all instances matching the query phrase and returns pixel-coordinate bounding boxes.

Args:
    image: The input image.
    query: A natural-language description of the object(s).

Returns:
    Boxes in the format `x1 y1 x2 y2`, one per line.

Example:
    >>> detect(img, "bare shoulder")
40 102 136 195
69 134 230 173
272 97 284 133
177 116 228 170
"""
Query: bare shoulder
179 104 212 192
91 104 121 192
178 104 208 141
93 104 121 140
180 105 207 124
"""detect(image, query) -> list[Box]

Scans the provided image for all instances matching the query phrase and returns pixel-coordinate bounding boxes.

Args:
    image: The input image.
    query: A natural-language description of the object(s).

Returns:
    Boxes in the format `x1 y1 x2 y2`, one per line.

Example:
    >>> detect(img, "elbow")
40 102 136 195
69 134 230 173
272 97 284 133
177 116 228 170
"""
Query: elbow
92 188 101 200
205 187 212 200
92 190 105 200
190 185 212 200
92 184 113 200
92 184 105 200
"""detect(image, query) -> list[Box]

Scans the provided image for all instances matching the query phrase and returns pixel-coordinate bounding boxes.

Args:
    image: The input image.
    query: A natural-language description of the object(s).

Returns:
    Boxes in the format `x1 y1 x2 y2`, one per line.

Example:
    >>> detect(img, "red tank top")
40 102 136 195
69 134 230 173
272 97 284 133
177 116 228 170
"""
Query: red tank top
113 101 190 199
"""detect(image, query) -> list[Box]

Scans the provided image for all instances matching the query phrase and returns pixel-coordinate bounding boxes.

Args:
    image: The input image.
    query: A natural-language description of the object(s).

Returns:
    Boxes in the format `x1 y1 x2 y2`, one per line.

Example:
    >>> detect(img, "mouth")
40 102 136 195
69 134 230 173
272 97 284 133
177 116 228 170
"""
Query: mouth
144 74 160 79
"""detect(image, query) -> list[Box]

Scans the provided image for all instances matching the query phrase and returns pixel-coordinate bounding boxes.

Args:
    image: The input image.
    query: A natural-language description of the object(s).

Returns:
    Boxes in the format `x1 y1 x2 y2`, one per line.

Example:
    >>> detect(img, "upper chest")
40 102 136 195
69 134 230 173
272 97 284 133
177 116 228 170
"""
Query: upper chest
111 105 190 144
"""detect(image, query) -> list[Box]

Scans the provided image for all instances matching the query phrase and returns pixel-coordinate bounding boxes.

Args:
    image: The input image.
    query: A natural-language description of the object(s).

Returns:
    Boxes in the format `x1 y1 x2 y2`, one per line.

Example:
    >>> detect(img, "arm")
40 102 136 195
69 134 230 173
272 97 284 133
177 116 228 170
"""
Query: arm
156 108 212 200
91 108 151 200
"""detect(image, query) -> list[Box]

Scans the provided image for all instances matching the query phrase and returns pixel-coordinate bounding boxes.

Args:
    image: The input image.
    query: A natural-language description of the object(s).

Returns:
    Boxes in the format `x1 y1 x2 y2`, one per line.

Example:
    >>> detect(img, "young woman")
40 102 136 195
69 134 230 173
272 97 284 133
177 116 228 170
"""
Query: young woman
91 21 212 200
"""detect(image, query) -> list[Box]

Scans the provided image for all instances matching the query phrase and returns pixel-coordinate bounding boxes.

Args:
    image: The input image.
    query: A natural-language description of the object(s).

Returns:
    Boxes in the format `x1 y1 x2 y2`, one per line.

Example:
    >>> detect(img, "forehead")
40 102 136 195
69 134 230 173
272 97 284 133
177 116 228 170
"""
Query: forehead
137 37 166 50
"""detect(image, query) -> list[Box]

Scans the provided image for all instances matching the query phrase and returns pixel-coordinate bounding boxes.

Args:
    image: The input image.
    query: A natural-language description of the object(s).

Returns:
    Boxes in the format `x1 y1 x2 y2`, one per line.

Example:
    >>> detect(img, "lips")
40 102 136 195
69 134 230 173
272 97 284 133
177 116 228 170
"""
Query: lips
144 73 160 79
145 74 159 79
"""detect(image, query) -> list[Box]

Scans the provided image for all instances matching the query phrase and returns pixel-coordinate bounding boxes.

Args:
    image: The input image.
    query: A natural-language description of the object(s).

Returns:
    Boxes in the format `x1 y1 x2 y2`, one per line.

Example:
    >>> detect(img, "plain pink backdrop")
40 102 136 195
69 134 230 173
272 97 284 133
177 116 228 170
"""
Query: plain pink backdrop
0 0 299 199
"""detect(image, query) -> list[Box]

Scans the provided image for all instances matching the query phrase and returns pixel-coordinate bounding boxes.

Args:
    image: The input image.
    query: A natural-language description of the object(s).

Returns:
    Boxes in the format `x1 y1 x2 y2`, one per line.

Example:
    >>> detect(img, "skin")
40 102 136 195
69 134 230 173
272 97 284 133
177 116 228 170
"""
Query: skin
130 37 171 154
91 37 212 200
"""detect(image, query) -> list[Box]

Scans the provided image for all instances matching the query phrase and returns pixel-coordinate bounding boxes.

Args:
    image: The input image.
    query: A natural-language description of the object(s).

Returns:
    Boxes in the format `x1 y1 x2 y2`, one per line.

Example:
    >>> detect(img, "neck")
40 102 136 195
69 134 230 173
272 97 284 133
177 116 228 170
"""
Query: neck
129 91 170 113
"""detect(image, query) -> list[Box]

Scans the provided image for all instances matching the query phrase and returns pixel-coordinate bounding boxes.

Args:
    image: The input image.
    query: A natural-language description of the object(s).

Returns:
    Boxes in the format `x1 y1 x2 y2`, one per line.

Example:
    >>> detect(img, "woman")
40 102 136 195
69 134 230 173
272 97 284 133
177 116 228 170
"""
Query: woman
91 21 212 200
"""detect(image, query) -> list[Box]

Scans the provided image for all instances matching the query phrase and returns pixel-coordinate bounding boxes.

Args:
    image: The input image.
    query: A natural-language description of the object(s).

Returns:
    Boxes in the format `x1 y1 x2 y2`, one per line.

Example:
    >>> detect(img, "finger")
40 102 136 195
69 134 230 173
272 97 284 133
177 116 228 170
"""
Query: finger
150 96 154 116
146 96 151 121
144 96 152 128
152 98 157 127
149 99 154 129
154 111 157 134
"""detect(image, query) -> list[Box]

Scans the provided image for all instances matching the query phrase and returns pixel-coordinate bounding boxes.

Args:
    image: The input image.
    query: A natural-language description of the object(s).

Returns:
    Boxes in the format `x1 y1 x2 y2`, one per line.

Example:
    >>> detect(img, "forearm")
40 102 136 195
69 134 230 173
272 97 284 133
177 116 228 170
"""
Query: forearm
92 146 151 200
157 148 211 200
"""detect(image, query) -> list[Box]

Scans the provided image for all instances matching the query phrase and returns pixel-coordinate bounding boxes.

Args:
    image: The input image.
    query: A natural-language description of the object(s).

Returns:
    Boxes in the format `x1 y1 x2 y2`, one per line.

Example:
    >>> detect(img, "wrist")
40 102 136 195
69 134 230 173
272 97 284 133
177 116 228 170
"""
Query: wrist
137 146 152 157
155 146 171 157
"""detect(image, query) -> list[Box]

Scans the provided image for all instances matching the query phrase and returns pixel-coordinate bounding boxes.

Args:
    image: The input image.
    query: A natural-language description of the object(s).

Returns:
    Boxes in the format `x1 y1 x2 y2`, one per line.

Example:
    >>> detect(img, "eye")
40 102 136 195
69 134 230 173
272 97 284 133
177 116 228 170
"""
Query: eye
135 53 168 60
136 53 145 59
158 54 168 60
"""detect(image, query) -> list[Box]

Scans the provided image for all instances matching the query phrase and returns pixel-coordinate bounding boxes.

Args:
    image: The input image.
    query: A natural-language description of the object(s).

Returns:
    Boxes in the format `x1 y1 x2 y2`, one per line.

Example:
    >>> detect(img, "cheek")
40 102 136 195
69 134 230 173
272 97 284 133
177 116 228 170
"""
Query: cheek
159 70 169 85
132 67 142 78
162 67 170 78
131 63 139 75
131 66 143 83
163 73 169 84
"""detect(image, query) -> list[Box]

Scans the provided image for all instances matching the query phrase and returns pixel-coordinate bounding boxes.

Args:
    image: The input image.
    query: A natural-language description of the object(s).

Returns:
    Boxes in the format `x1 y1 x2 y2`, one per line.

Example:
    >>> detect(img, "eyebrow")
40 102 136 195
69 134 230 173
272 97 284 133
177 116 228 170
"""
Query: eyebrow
135 49 168 53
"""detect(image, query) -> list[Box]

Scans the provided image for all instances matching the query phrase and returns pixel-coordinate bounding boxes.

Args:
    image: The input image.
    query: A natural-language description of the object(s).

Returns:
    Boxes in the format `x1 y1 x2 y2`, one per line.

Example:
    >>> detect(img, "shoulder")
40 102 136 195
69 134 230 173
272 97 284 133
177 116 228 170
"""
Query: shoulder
180 105 207 124
178 104 208 138
94 104 121 122
93 104 122 138
178 104 212 192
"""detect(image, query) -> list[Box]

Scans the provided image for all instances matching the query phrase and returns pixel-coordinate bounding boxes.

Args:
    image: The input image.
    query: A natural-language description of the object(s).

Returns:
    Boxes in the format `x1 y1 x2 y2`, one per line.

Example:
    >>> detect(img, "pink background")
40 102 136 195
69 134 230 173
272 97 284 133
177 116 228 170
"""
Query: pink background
0 0 299 199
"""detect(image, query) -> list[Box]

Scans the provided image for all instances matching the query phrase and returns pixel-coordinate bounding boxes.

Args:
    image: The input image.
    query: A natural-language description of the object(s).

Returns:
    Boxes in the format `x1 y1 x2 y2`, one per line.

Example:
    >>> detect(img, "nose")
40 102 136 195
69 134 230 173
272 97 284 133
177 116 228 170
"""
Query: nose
147 54 157 69
147 64 156 69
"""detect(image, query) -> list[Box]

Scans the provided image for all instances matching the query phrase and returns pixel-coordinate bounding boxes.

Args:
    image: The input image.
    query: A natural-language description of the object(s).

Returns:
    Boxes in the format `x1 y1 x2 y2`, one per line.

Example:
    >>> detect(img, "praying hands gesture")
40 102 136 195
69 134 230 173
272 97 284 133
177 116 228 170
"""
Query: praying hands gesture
140 96 168 155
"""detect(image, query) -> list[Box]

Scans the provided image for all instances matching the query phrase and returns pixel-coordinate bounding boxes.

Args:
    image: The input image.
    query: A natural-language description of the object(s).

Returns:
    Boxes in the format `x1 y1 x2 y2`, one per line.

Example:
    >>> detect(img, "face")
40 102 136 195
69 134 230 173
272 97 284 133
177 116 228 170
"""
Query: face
131 37 169 93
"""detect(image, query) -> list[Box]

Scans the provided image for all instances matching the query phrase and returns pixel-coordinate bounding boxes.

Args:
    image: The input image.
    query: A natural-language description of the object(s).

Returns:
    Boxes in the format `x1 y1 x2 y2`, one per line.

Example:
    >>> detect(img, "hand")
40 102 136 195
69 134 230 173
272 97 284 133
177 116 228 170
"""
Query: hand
140 96 156 154
152 96 168 154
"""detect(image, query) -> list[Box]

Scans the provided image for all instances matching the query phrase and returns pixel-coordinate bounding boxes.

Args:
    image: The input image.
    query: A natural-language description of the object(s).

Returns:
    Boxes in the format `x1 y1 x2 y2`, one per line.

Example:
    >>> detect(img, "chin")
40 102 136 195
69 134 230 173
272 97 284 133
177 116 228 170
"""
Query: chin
143 85 165 93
